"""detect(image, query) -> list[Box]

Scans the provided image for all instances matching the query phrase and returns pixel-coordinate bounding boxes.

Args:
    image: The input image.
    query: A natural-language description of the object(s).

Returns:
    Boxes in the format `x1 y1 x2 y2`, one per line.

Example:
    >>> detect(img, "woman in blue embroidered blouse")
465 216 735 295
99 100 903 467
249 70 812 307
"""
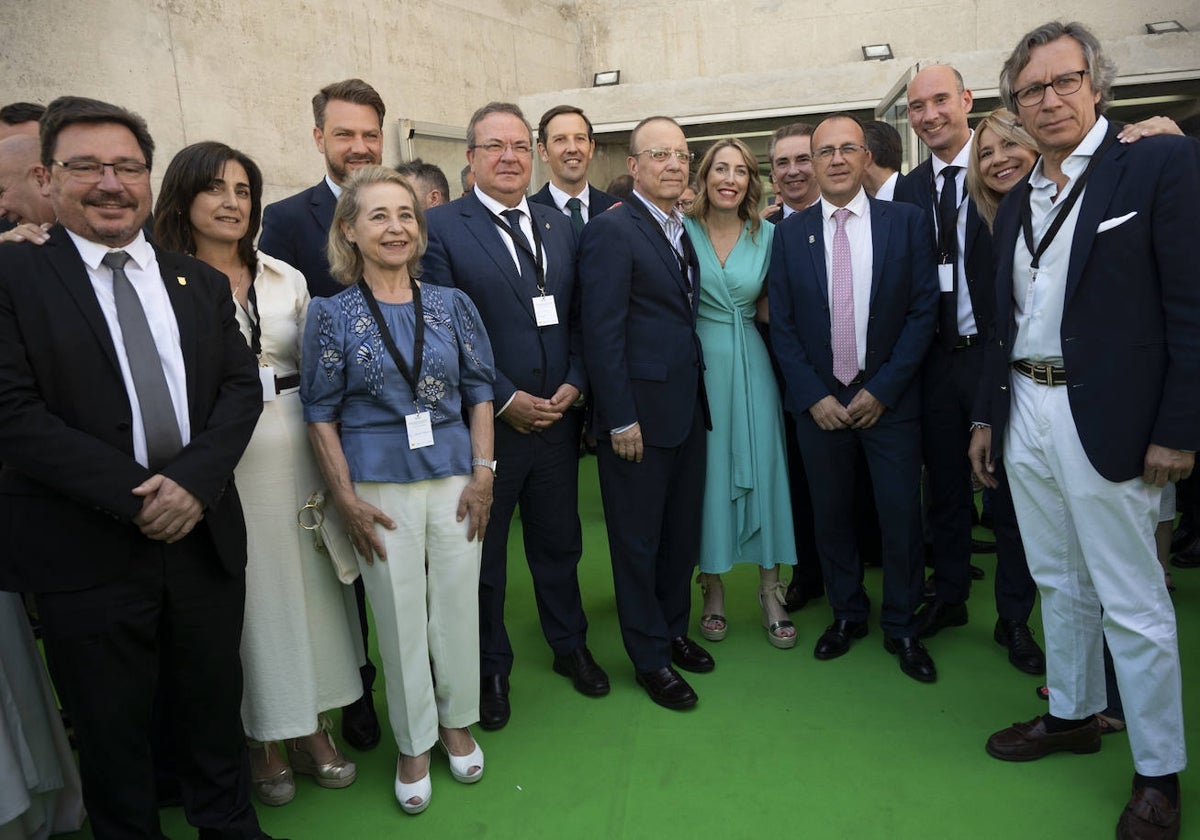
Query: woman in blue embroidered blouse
302 167 496 816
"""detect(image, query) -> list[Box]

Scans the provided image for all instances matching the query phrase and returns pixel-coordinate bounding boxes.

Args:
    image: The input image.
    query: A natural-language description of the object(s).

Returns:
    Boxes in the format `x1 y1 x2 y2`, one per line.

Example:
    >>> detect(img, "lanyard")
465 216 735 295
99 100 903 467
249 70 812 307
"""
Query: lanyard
245 277 262 357
1020 132 1116 273
489 210 547 294
357 278 425 405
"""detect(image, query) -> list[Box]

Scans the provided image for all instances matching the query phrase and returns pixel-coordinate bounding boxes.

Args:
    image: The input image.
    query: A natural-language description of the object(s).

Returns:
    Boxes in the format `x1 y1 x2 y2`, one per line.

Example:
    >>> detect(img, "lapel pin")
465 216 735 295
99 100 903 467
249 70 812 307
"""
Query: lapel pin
545 222 551 230
177 276 187 285
808 235 815 244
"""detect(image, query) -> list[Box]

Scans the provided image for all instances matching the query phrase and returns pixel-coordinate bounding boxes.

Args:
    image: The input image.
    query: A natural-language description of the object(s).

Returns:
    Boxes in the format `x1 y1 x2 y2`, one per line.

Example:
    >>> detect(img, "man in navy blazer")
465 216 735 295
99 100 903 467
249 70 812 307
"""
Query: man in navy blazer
259 79 385 300
424 102 607 731
258 77 386 750
970 23 1199 838
529 105 617 235
579 116 713 711
896 64 1042 674
769 113 939 683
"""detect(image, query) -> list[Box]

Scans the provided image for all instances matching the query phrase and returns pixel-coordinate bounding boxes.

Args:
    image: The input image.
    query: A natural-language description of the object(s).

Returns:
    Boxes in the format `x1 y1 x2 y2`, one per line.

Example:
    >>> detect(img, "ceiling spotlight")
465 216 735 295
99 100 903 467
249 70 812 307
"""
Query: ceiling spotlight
862 43 894 61
593 70 621 87
1145 20 1186 34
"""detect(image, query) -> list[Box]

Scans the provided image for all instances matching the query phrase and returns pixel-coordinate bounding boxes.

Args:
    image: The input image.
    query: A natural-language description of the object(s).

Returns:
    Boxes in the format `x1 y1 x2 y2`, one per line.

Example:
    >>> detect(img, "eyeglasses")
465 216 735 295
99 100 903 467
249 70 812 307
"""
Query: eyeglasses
675 198 695 211
813 144 866 161
636 148 694 164
1013 69 1089 108
470 141 534 156
52 159 149 183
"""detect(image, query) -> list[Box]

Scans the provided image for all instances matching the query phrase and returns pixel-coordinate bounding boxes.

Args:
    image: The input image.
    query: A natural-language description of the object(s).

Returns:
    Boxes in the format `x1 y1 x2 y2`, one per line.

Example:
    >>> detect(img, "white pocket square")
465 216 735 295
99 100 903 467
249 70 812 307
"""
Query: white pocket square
1097 211 1137 233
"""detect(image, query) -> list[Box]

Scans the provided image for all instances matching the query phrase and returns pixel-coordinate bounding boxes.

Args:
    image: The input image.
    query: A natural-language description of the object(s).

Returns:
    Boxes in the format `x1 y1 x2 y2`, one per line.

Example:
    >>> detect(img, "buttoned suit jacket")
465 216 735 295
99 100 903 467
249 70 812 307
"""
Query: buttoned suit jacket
260 179 341 299
767 194 939 422
975 125 1200 482
0 226 263 593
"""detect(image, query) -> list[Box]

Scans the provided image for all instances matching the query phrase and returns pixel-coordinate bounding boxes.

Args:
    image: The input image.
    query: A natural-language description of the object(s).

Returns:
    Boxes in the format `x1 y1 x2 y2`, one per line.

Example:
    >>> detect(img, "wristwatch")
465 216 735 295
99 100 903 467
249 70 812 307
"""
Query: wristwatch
472 458 498 474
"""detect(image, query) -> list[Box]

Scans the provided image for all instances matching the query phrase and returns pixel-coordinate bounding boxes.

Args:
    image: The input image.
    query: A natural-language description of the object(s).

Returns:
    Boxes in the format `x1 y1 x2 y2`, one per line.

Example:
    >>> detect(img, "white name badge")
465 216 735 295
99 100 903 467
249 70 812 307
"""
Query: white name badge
533 294 559 327
259 365 276 402
937 263 954 293
406 410 434 449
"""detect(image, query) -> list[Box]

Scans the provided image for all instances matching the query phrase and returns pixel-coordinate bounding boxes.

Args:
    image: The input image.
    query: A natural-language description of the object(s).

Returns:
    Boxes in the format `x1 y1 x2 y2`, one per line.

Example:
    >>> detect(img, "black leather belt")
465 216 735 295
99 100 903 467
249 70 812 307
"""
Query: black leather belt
275 373 301 394
847 371 864 386
1012 360 1066 386
954 333 980 350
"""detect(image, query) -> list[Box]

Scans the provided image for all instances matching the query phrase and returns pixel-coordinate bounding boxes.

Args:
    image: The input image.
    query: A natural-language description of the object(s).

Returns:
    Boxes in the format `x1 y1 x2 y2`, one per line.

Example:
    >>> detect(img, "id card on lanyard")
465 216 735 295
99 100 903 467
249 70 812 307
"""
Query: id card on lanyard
491 211 559 326
357 279 435 449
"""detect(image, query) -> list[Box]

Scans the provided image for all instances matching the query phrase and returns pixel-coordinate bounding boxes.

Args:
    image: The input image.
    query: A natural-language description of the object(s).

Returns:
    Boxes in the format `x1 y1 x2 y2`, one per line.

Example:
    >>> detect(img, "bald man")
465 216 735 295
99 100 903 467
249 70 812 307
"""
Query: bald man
0 134 54 243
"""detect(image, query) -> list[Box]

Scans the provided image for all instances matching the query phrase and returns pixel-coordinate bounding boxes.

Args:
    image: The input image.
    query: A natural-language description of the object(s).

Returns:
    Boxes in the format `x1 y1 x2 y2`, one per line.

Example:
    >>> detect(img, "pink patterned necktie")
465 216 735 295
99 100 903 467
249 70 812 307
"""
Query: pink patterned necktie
831 207 858 386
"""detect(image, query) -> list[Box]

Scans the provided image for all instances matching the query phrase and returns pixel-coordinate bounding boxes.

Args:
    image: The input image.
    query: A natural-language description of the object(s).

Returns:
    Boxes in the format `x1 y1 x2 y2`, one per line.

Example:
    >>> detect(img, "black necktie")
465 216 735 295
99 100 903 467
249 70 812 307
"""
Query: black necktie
102 250 183 469
565 197 585 237
500 208 538 287
937 165 961 350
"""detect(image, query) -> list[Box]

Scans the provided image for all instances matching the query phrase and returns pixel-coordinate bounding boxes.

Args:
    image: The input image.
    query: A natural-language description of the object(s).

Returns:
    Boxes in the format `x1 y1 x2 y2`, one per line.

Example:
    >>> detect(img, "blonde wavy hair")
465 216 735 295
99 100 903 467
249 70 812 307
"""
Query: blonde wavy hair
326 165 427 285
966 109 1037 231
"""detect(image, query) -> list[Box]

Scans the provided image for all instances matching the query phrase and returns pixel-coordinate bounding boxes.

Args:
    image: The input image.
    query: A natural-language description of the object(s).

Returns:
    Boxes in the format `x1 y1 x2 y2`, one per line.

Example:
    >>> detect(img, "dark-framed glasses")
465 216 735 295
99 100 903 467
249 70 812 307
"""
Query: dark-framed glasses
52 159 149 183
1013 69 1089 108
814 144 866 161
637 148 694 164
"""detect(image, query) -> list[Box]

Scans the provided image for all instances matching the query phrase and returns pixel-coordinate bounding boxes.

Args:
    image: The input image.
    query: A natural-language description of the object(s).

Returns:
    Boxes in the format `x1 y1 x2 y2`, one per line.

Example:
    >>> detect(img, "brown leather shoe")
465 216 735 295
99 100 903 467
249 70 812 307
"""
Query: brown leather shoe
985 715 1101 762
1117 777 1180 840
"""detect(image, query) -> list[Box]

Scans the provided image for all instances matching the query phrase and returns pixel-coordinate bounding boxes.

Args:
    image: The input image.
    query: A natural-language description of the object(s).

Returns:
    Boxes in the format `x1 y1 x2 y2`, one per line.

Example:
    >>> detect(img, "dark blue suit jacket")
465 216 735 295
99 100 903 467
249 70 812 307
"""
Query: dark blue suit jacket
767 194 939 422
529 183 619 224
976 126 1200 482
422 190 585 444
579 196 707 448
259 180 341 299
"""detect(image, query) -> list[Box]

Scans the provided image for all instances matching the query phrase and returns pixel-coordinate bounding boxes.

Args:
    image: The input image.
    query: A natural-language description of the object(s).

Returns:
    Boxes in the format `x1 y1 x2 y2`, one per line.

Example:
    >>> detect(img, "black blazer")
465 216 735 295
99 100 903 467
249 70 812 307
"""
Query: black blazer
260 179 340 299
529 183 619 223
0 226 263 592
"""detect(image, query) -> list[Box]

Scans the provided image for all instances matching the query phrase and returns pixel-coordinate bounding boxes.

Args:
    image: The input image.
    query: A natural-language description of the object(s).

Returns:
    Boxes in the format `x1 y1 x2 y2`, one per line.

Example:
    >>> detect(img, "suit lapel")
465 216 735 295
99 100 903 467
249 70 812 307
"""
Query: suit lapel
1065 129 1124 305
460 192 538 322
801 208 829 308
44 228 122 374
868 197 890 308
154 248 199 419
309 180 336 236
628 200 692 304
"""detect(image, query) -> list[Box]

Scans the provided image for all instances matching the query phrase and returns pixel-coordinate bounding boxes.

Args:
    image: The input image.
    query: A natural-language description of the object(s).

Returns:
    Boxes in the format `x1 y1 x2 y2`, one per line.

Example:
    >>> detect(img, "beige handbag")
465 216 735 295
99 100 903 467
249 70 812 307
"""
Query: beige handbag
297 491 360 584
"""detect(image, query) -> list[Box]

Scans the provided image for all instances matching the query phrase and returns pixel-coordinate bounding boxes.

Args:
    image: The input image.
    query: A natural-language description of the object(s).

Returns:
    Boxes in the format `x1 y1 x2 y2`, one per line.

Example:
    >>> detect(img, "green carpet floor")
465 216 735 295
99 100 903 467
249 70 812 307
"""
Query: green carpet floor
62 455 1198 839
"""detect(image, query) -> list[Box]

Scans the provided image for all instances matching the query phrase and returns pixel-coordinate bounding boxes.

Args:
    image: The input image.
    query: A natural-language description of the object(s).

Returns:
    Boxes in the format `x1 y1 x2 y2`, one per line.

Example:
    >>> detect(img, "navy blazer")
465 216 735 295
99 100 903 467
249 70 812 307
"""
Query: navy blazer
260 179 341 299
895 158 996 335
976 126 1200 482
423 191 585 443
767 194 939 421
579 196 708 448
529 182 619 223
0 227 263 592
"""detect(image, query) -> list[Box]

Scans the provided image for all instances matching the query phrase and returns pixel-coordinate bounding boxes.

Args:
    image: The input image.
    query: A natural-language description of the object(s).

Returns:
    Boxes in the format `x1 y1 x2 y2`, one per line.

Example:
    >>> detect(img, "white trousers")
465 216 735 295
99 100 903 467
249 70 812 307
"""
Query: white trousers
1005 373 1185 775
354 476 481 756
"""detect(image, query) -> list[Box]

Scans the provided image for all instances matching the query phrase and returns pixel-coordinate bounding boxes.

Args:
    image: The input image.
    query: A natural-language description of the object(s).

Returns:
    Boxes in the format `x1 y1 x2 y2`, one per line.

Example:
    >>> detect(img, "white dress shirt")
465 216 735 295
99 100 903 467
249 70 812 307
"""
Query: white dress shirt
547 181 590 223
931 133 978 337
472 185 548 278
324 174 343 200
68 229 191 468
820 188 873 372
875 171 900 202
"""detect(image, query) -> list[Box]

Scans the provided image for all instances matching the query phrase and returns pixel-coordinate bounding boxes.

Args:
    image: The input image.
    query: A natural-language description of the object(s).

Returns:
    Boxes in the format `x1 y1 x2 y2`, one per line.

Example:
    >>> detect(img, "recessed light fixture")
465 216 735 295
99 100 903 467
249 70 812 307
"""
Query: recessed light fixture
593 70 621 87
862 43 894 61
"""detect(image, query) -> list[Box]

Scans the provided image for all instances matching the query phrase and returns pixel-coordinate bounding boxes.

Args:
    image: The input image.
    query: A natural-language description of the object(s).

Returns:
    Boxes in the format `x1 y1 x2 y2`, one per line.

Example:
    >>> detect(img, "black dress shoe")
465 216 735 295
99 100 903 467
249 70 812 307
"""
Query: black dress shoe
553 646 610 697
783 580 824 613
994 619 1046 675
479 674 511 731
635 666 697 710
813 619 868 660
971 538 996 555
884 636 937 683
916 599 968 638
969 563 986 580
670 636 715 673
340 690 381 751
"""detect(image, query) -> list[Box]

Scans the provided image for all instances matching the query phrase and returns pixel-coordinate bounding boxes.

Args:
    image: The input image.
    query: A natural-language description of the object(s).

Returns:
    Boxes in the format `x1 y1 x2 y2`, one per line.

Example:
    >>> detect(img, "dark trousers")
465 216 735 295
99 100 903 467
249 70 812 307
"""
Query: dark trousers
480 410 587 676
37 529 260 840
597 408 706 672
921 341 1036 621
794 387 924 638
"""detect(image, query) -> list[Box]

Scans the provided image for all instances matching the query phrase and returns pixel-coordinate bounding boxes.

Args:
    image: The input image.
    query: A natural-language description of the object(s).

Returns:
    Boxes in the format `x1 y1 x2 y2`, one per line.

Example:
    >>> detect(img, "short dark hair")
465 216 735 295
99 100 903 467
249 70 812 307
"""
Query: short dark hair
628 116 684 156
1 102 45 126
467 102 531 148
396 158 451 202
537 105 594 145
39 96 155 170
606 173 633 202
863 121 902 172
153 141 263 275
312 78 385 130
460 163 472 191
767 122 815 160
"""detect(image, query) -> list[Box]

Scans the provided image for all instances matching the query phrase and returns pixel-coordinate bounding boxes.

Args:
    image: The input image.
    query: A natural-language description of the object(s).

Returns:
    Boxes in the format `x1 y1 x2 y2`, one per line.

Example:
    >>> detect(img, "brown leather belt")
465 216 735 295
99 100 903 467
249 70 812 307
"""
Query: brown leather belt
1012 360 1066 386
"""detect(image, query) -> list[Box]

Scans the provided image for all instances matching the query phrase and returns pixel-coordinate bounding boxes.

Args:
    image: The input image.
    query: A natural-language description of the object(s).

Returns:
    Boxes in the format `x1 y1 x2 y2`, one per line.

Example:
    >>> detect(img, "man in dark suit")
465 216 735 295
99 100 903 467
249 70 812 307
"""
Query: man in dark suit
424 102 608 731
862 120 905 201
896 64 1043 674
258 78 385 749
0 96 272 840
530 105 617 234
971 22 1199 839
769 113 939 683
259 78 384 299
579 115 713 710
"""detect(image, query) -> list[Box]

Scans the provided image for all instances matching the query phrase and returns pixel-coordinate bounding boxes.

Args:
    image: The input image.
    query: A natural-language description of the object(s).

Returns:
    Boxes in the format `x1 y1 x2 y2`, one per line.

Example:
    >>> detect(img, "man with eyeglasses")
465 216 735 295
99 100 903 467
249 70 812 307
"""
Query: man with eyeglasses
423 102 608 731
530 105 617 237
970 22 1199 839
768 113 939 682
0 96 275 839
579 115 713 710
895 64 1044 676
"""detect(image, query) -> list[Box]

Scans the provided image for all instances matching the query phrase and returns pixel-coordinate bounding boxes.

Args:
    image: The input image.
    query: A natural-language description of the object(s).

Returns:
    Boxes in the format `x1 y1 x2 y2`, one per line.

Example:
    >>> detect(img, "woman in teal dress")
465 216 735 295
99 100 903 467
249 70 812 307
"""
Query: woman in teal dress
684 138 797 649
